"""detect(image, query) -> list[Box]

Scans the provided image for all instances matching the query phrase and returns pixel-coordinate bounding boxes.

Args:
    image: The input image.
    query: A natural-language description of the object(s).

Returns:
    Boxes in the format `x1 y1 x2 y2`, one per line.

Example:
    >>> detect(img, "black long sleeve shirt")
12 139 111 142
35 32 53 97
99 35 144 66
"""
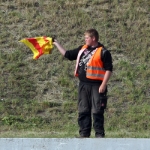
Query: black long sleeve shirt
64 43 113 84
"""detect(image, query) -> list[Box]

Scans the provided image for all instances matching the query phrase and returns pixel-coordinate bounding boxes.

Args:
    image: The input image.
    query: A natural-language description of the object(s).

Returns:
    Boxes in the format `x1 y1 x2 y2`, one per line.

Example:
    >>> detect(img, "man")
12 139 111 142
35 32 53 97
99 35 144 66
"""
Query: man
53 29 113 138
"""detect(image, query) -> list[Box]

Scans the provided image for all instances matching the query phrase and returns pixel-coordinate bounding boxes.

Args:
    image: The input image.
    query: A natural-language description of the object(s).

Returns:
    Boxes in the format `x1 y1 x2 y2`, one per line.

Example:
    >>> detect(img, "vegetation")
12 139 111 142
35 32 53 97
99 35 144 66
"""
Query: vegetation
0 0 150 138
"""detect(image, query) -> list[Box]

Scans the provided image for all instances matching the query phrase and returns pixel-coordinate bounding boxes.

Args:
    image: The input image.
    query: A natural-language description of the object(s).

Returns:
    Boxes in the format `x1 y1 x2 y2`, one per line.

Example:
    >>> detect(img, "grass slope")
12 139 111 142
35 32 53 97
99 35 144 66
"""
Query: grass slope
0 0 150 137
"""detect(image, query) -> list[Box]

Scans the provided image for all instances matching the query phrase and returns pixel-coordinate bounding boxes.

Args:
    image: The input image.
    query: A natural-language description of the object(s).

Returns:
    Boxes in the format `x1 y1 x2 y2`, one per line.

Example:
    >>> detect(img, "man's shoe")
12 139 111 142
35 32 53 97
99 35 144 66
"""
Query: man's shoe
76 134 90 138
80 135 90 138
95 134 105 138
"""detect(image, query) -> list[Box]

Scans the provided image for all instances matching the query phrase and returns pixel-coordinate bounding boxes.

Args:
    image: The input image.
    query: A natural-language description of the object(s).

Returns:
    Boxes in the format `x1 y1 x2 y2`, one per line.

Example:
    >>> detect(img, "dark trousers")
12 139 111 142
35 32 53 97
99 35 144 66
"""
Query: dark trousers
78 82 107 137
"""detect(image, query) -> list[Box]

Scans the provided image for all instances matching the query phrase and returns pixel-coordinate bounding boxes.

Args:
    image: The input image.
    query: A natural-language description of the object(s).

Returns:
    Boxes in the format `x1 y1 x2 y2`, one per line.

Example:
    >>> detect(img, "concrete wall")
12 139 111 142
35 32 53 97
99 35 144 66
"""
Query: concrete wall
0 138 150 150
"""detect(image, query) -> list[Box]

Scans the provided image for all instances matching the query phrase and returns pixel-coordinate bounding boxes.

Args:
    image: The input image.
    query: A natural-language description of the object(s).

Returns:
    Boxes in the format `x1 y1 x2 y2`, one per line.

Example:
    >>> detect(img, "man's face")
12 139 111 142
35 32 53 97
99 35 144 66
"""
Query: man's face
84 34 95 46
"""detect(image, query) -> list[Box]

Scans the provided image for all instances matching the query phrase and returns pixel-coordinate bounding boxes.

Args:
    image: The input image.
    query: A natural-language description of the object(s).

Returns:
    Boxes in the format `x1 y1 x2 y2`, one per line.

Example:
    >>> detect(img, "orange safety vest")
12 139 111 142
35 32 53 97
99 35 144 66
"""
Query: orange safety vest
74 45 106 81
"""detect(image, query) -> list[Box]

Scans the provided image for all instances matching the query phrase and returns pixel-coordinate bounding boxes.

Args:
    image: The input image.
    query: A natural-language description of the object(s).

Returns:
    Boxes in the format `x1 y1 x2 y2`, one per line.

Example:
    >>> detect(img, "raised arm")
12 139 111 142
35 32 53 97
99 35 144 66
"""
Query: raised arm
53 40 66 56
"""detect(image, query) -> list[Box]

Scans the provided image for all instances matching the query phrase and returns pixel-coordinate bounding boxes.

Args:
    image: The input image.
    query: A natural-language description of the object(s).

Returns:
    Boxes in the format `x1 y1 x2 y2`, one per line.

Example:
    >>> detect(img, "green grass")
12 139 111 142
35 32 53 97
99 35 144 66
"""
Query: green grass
0 0 150 138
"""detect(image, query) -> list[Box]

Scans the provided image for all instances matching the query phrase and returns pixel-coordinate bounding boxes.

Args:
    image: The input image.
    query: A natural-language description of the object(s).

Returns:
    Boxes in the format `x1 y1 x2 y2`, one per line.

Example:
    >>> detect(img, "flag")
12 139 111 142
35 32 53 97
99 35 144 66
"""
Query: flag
20 36 54 59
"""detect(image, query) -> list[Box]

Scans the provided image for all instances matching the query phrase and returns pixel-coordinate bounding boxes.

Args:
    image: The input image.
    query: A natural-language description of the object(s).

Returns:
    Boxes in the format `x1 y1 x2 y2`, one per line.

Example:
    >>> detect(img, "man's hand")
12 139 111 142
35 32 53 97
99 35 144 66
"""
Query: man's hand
99 83 107 93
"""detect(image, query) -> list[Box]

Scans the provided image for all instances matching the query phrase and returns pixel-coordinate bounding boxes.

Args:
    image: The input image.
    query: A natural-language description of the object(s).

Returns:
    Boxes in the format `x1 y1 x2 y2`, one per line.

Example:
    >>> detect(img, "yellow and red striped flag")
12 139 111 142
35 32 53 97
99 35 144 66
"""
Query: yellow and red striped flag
20 36 54 59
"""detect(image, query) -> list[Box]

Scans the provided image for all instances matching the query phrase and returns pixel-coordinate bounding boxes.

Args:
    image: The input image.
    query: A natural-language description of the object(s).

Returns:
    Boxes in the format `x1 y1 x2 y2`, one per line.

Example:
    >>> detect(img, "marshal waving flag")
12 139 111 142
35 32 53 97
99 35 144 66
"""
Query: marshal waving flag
20 36 54 59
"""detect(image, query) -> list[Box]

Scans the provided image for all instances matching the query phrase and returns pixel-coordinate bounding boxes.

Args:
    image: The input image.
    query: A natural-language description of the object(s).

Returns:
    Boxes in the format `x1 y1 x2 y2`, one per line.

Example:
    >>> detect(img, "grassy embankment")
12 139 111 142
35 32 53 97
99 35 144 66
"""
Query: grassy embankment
0 0 150 137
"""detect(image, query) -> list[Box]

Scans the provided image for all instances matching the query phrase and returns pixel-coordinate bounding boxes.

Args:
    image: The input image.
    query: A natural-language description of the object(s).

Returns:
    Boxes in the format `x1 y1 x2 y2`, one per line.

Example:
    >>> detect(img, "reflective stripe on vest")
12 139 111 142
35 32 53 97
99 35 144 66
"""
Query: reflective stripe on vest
86 66 105 79
87 66 105 71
